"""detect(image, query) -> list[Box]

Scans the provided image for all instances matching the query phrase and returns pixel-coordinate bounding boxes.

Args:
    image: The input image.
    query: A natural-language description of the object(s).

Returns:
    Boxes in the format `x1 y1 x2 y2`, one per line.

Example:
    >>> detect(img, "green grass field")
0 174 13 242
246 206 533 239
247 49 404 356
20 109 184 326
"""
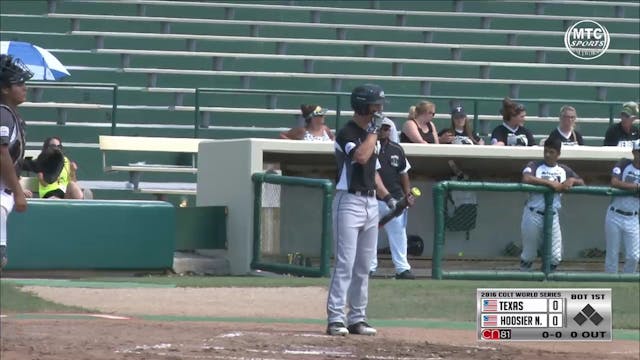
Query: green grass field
2 277 638 332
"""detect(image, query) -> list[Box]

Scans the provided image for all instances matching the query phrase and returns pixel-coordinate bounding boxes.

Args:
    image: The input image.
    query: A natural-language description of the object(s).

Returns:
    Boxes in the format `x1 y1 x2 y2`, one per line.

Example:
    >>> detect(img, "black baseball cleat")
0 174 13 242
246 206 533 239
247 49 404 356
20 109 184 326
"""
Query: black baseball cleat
395 270 416 279
347 321 377 336
0 245 7 271
326 322 348 336
539 264 558 272
520 260 533 272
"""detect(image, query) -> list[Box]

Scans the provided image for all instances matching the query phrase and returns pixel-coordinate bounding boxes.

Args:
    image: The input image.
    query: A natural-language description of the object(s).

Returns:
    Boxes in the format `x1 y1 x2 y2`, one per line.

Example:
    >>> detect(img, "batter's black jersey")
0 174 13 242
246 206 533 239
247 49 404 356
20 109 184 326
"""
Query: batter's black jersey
334 120 379 192
603 122 639 147
491 123 535 146
547 128 584 146
0 104 25 170
377 140 411 199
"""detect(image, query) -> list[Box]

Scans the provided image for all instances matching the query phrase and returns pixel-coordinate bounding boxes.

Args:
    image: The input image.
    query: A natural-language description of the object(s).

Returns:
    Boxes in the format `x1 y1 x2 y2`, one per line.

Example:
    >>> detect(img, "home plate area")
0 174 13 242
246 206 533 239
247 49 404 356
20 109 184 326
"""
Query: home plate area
2 318 635 360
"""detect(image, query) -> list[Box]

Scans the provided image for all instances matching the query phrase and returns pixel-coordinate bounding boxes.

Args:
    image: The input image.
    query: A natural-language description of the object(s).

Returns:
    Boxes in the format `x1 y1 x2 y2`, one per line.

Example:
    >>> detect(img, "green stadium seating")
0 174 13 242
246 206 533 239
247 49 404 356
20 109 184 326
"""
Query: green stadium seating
1 0 638 194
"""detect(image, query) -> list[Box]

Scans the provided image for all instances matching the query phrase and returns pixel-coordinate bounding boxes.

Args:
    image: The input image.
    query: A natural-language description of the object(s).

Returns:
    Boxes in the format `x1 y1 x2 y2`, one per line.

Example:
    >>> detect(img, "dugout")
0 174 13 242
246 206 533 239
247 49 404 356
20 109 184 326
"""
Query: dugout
197 139 633 275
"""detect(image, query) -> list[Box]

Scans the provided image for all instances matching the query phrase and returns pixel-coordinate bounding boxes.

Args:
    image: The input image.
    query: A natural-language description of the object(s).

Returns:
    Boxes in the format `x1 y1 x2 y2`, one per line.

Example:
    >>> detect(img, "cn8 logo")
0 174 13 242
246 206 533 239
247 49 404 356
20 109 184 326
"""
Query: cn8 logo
481 329 512 340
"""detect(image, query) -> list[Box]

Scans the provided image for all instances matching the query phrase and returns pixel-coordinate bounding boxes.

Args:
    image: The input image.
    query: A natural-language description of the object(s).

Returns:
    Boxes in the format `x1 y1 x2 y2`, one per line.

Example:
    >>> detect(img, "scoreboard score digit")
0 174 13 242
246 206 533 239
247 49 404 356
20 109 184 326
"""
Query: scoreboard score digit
477 289 612 341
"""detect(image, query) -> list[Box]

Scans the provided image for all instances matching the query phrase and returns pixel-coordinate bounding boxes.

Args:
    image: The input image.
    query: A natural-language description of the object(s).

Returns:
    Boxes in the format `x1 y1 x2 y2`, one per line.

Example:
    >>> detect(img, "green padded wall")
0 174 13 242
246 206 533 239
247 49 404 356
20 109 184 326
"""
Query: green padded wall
5 199 175 270
175 206 227 250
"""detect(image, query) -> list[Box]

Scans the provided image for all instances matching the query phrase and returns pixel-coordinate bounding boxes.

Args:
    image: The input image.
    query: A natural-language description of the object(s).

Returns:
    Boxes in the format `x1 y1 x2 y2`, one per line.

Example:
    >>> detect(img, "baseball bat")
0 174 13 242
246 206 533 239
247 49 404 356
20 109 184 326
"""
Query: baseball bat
378 187 421 227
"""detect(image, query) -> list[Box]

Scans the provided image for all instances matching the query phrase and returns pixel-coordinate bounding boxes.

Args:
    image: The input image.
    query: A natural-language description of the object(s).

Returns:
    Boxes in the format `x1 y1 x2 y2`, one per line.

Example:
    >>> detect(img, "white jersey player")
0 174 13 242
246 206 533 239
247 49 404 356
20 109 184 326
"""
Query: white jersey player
520 137 584 272
605 140 640 273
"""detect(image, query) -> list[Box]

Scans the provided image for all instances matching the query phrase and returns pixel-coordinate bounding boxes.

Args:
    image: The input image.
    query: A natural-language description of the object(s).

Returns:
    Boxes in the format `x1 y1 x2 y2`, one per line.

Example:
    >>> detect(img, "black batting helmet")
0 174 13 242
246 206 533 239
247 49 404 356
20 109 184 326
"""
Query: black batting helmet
0 54 33 87
350 83 386 116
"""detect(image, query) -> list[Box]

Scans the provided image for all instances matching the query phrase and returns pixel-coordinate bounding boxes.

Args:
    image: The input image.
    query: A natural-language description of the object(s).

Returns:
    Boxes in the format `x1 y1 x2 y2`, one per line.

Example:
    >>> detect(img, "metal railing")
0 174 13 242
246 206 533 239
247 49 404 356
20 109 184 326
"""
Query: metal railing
432 181 639 282
194 87 624 138
27 81 118 134
251 172 334 277
24 83 626 138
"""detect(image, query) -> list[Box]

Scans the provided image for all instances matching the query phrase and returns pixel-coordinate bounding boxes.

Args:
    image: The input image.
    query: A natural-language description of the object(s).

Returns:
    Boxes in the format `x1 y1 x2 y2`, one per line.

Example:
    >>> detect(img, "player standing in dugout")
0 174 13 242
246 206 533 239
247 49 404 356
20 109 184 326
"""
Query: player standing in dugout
326 84 397 336
369 118 416 280
0 54 33 271
519 137 584 272
604 140 640 274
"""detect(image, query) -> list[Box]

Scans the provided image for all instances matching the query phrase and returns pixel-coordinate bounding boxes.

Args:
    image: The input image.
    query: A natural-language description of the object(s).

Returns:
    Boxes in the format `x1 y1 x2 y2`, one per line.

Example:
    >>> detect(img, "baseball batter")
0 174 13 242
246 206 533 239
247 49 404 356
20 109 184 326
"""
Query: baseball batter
0 54 32 271
326 84 395 336
605 140 640 273
520 137 584 272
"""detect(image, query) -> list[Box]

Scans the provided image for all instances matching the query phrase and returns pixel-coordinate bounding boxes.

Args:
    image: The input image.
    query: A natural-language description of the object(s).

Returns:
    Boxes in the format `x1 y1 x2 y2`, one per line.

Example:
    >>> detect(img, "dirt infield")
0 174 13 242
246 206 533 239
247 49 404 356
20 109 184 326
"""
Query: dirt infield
1 286 639 360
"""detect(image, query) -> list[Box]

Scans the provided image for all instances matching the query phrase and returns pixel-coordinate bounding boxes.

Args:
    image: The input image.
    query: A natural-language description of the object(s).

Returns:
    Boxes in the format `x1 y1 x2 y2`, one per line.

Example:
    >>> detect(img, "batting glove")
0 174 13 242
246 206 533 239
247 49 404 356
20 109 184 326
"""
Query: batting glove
383 194 398 211
366 112 385 134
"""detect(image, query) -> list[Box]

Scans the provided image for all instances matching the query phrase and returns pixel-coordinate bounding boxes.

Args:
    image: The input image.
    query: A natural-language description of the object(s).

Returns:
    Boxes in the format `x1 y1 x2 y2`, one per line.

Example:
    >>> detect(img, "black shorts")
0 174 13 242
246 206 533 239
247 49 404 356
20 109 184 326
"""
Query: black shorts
42 189 65 199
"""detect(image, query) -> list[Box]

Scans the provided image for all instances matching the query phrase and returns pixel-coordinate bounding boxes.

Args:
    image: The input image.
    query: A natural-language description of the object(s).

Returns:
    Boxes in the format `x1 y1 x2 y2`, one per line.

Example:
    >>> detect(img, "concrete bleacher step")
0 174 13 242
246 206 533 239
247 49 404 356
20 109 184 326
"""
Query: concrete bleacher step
172 250 230 275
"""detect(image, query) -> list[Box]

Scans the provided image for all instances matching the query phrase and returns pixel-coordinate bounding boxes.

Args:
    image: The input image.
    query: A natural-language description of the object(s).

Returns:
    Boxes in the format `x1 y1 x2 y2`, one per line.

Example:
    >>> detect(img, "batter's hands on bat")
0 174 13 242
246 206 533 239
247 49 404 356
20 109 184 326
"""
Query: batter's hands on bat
383 194 398 211
406 194 416 207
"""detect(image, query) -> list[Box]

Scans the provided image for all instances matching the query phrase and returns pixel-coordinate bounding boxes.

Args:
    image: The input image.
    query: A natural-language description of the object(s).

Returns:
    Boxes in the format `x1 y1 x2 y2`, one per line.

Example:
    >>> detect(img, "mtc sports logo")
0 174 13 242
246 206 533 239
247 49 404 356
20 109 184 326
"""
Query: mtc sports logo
564 20 610 60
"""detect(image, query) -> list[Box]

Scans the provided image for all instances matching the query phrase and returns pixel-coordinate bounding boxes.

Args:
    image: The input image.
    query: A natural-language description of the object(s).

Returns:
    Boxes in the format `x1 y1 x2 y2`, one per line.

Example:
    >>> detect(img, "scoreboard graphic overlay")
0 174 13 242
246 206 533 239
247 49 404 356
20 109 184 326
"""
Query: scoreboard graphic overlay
477 289 612 341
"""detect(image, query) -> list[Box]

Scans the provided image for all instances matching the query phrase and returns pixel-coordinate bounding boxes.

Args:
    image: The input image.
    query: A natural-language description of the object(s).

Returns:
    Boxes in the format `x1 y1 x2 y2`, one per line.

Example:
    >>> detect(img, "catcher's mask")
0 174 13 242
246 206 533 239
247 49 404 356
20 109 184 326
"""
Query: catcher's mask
0 54 33 87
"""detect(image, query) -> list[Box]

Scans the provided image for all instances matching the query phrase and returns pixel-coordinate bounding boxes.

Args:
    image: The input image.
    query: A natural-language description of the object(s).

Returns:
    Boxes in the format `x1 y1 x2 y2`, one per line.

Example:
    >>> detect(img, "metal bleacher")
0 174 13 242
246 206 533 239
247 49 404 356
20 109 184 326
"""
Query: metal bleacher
0 0 639 199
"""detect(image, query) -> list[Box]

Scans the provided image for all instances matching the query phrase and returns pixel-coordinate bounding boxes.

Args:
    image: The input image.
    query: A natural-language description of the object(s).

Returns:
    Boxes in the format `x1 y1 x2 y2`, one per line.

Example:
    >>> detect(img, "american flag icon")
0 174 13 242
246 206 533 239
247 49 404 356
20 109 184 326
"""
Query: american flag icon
483 299 498 312
483 315 498 326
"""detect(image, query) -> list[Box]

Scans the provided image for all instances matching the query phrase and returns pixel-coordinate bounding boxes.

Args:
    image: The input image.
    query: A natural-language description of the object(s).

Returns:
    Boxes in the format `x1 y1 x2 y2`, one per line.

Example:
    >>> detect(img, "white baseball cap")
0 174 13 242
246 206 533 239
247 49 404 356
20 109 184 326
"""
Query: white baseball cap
381 118 395 128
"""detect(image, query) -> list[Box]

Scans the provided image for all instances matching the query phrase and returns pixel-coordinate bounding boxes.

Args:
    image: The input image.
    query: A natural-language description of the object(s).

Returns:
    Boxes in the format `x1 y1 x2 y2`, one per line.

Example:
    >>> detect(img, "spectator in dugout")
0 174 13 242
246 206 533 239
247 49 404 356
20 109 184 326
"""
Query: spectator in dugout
545 105 584 146
491 97 535 146
280 104 335 141
400 101 440 144
36 136 85 199
437 104 484 145
603 101 639 147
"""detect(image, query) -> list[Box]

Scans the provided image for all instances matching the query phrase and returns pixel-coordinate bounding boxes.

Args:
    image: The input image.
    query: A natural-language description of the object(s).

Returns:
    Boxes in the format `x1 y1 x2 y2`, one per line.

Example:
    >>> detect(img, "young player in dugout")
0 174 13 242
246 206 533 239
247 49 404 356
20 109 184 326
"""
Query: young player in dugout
519 137 584 272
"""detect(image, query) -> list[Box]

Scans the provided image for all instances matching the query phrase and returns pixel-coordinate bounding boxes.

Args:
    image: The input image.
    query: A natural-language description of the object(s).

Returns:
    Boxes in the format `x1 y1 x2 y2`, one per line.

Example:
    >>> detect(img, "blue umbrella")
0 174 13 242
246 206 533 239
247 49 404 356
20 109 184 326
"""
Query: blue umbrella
0 41 70 80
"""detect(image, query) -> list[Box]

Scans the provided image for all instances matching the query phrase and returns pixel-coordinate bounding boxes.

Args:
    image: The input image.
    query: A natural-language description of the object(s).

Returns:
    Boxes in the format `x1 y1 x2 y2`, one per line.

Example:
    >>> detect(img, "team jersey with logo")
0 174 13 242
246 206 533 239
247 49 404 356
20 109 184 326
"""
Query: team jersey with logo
547 127 584 146
610 159 640 212
377 140 411 199
334 120 380 192
0 104 25 190
603 122 639 147
491 123 535 146
522 160 581 211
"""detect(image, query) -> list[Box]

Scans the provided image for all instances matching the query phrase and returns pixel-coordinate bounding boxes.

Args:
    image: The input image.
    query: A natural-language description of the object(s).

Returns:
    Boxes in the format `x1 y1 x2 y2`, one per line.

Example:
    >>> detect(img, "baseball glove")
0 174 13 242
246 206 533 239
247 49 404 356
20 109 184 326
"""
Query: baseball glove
36 147 65 184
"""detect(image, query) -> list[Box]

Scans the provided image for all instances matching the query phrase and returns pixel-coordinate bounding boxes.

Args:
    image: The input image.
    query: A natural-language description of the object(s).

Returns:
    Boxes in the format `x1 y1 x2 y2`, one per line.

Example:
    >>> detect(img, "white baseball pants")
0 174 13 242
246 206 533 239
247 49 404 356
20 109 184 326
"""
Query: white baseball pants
327 191 378 326
0 190 15 247
520 208 562 266
370 200 410 274
604 209 639 273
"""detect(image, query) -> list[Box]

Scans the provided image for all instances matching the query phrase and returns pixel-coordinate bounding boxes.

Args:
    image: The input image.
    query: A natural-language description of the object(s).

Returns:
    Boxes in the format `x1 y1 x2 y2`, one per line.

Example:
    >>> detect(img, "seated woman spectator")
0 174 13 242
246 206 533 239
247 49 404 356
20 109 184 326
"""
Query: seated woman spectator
491 97 535 146
438 104 484 145
400 101 440 144
37 136 84 199
280 104 335 141
546 105 584 146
